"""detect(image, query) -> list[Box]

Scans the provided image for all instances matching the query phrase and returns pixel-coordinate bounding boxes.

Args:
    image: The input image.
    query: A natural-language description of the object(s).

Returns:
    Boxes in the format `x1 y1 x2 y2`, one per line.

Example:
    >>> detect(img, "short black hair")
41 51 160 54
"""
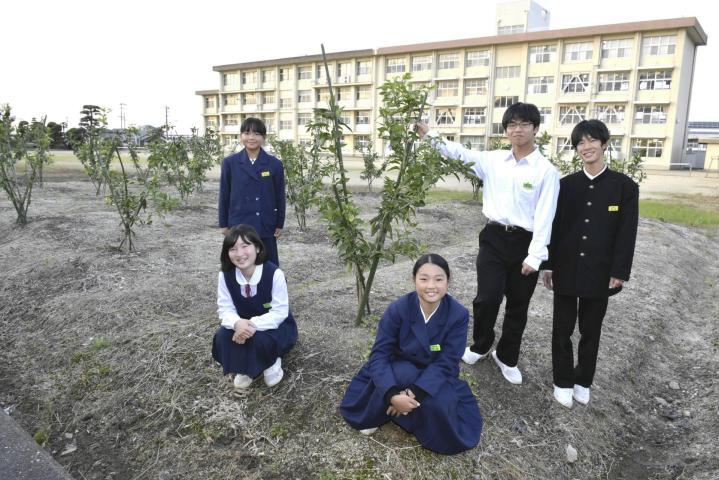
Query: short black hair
220 224 267 272
571 119 610 149
501 102 541 130
240 117 267 136
412 253 451 280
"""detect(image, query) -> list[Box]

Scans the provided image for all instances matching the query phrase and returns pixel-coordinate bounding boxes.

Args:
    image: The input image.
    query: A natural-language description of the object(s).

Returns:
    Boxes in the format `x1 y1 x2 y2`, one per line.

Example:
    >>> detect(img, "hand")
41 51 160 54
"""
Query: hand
274 228 282 238
415 121 429 140
385 392 420 417
521 262 537 276
609 277 624 289
542 271 553 290
232 318 256 344
220 227 229 236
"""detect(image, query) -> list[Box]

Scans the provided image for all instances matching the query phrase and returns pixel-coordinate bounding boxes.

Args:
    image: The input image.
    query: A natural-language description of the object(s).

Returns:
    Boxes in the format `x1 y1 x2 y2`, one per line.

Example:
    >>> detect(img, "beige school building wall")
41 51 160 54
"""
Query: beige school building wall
196 17 707 169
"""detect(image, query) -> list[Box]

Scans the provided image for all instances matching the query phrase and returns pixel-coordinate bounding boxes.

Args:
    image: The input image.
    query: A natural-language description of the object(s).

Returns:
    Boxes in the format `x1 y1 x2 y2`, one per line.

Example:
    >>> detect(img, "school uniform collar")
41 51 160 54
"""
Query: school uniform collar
238 148 270 180
583 164 607 180
235 264 263 285
504 147 540 166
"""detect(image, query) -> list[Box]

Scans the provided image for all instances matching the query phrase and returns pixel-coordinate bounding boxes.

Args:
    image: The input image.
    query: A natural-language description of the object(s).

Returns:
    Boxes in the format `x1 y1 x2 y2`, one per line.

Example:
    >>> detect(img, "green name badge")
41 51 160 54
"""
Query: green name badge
263 302 272 309
430 344 441 352
522 181 533 189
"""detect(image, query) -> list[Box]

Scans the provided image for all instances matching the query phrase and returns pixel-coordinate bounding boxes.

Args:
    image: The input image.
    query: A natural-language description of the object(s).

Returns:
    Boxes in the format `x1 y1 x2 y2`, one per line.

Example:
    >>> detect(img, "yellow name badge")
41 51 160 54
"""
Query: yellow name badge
261 171 271 177
430 344 441 352
608 205 619 212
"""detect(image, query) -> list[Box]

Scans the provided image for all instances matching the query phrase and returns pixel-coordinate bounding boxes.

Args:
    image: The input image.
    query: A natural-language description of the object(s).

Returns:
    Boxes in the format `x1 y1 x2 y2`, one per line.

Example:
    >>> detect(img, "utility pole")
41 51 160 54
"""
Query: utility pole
119 103 126 130
165 106 169 130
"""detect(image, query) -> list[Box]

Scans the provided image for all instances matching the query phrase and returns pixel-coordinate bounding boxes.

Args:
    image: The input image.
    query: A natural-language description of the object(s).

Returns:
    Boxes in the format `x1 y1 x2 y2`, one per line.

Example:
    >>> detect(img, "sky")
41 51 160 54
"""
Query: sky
1 0 716 133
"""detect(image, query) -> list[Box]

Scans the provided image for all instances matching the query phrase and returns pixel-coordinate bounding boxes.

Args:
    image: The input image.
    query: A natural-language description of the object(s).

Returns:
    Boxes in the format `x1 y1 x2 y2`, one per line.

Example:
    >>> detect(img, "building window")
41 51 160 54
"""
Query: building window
632 138 664 157
527 76 554 94
435 108 456 125
204 97 216 108
462 135 485 150
356 60 372 76
279 68 292 81
297 90 312 103
437 80 459 97
386 57 406 74
639 70 672 90
608 137 623 159
262 92 275 105
597 72 630 92
556 137 573 155
242 93 256 105
355 111 370 124
297 113 312 126
206 119 217 128
494 96 519 108
559 105 587 125
634 105 667 124
641 35 676 56
411 55 432 72
491 123 505 136
601 39 633 59
563 42 593 62
241 71 257 85
338 114 352 126
223 73 239 87
354 135 370 150
466 50 490 67
464 78 487 96
263 115 275 131
498 24 524 35
356 85 371 100
261 70 274 83
316 89 329 102
336 87 351 101
529 45 556 63
279 97 291 108
539 107 552 125
337 62 350 80
463 107 486 125
495 66 521 79
296 66 310 80
438 53 459 69
562 73 590 93
279 119 292 130
226 114 240 126
595 105 626 124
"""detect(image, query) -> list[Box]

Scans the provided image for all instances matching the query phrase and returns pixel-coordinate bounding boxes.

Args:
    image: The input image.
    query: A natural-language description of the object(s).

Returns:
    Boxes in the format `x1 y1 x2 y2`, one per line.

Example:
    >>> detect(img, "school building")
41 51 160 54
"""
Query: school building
196 1 706 169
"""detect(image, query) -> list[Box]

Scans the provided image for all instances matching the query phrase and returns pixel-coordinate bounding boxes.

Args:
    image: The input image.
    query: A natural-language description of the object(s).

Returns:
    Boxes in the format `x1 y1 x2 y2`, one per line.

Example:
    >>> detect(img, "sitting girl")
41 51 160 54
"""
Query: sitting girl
212 224 297 389
340 254 482 454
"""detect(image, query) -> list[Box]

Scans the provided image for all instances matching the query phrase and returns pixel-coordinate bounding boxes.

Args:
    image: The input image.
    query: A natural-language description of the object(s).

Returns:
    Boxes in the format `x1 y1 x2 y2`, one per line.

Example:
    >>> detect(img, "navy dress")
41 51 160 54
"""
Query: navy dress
340 292 482 455
212 262 297 378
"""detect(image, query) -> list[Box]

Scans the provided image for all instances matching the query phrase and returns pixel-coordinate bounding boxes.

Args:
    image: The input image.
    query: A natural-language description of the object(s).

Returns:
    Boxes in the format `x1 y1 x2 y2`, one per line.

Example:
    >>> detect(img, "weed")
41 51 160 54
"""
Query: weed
33 427 50 445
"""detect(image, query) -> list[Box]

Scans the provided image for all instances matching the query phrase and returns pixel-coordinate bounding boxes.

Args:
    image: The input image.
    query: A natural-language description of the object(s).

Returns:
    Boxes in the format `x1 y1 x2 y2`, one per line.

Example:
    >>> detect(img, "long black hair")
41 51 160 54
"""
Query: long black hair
412 253 451 280
220 224 267 272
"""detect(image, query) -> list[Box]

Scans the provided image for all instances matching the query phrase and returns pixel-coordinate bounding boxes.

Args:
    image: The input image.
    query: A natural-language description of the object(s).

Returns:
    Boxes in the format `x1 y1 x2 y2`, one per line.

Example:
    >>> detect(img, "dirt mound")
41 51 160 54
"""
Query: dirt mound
1 178 717 479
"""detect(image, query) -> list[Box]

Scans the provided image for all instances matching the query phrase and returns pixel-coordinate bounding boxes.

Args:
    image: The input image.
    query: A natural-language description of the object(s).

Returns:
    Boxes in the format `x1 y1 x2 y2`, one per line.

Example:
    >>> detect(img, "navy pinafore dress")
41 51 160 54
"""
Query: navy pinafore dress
212 262 297 378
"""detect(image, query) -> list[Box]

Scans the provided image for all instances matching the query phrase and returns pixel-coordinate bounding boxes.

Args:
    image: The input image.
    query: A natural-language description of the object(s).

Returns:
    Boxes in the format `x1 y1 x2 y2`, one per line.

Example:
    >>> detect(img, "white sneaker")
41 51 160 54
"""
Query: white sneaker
573 385 591 405
461 347 489 365
553 385 573 408
491 350 522 384
263 358 284 387
233 373 253 389
359 427 378 435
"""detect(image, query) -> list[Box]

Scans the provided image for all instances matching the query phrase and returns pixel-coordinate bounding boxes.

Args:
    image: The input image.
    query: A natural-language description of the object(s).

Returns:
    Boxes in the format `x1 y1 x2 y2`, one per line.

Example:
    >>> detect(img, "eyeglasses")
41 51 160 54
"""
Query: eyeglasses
506 122 534 131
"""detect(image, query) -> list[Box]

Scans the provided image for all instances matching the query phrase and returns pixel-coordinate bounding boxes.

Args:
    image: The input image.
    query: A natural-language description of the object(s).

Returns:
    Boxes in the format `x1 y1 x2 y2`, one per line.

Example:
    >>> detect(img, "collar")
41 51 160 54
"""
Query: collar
505 147 540 165
583 164 607 180
418 297 440 324
236 263 264 285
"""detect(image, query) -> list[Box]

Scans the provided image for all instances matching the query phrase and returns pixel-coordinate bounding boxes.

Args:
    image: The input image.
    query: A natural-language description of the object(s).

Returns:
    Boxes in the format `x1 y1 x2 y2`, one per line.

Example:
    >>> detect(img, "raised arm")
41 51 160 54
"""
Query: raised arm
416 121 488 180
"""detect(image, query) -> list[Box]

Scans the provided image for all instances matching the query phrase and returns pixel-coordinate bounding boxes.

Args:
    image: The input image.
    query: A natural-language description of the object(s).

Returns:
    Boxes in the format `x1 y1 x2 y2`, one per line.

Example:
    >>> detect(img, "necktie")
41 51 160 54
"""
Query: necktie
244 283 252 298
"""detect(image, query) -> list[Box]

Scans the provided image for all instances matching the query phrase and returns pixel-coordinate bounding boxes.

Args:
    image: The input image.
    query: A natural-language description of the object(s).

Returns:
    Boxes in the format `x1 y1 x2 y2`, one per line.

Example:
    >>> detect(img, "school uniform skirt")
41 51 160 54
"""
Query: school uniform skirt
212 318 297 378
340 360 482 455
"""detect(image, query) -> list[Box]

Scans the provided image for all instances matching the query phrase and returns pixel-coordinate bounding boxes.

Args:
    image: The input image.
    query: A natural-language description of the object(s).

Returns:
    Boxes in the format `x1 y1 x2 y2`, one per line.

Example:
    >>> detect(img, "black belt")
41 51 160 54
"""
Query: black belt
487 220 526 233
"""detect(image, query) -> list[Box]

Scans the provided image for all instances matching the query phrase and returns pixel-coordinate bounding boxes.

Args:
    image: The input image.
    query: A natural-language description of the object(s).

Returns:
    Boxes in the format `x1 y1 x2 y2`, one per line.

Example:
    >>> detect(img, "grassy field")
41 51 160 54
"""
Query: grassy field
640 195 719 227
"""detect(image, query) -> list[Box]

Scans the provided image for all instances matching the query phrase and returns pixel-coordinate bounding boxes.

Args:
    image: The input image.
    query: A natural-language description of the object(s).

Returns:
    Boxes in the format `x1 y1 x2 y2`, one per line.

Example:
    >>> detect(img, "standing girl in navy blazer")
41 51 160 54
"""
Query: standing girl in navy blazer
212 224 297 389
218 117 286 265
340 254 482 455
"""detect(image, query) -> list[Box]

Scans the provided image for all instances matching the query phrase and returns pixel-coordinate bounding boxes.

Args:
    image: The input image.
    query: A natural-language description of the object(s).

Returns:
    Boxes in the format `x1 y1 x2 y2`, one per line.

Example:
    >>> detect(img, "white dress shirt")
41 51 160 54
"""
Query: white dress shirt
584 164 607 180
217 264 289 331
427 132 560 270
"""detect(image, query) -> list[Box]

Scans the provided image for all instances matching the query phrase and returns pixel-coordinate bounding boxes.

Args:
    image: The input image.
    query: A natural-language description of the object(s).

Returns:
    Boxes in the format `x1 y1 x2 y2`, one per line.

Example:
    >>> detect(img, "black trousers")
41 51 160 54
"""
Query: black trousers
470 224 539 367
552 293 609 388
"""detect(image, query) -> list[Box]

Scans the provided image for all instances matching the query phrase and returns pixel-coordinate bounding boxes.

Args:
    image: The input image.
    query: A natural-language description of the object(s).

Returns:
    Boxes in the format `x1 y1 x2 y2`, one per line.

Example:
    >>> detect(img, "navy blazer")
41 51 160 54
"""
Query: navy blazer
368 292 469 400
218 148 286 237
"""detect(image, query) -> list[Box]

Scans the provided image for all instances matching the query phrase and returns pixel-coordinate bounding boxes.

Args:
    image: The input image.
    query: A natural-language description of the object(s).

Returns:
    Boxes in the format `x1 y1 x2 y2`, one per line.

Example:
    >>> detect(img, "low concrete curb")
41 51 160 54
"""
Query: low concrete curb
0 409 74 480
